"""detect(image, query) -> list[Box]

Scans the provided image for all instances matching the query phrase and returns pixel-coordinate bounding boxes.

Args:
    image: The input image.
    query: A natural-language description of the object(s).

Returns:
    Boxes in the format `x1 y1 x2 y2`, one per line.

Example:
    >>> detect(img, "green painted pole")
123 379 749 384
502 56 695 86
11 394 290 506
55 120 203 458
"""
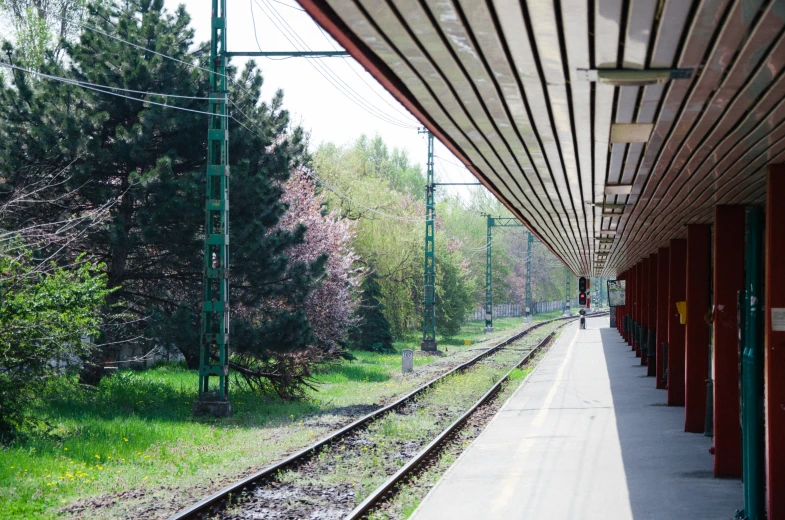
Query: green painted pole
420 129 436 351
738 207 764 520
525 232 533 319
484 215 493 332
195 0 231 417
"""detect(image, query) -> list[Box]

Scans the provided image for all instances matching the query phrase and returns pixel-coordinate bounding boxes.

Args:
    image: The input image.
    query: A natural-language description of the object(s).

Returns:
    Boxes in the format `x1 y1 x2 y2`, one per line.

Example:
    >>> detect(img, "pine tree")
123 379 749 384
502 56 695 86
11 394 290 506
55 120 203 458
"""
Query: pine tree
351 273 394 352
0 0 325 389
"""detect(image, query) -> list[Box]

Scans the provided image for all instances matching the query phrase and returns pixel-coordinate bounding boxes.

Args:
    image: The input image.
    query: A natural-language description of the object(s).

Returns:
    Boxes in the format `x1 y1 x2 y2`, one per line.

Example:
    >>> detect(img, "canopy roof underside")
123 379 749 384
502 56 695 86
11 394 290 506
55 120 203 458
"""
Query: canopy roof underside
299 0 785 276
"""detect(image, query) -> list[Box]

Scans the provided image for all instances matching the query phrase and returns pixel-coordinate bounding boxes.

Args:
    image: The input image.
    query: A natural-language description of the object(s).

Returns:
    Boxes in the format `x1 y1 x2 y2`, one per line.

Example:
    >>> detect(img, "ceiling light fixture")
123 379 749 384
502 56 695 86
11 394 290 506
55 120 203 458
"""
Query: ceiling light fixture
611 123 654 143
604 185 633 195
578 68 693 86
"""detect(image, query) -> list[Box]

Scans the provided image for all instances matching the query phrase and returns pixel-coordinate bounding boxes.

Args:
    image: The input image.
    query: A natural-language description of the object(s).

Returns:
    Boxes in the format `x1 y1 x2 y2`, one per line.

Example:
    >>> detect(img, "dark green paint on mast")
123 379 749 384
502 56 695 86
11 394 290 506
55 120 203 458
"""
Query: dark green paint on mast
525 231 533 320
420 128 437 351
194 0 231 417
484 214 493 333
483 216 524 332
738 207 765 520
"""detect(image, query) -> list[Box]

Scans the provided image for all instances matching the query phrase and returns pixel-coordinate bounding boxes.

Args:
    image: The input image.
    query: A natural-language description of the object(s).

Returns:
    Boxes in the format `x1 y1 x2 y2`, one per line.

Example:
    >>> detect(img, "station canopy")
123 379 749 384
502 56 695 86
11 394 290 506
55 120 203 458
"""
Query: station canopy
299 0 785 277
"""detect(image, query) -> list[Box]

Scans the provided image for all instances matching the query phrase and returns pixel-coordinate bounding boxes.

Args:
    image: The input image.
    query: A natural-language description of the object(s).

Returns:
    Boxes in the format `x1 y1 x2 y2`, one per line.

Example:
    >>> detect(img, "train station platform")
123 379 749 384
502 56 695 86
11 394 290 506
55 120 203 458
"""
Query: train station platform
411 316 742 520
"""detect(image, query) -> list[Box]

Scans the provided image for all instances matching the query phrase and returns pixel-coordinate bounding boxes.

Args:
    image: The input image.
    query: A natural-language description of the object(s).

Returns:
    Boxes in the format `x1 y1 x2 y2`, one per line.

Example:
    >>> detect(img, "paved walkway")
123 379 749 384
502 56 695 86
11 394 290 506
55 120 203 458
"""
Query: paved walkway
411 317 742 520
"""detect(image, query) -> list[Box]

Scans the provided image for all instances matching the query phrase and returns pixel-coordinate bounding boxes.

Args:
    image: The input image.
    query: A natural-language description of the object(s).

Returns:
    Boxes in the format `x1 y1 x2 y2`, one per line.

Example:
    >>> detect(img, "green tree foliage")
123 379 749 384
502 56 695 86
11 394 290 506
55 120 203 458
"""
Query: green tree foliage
0 1 327 391
0 249 109 435
434 240 475 337
315 135 479 339
350 273 393 352
0 0 93 67
314 136 425 338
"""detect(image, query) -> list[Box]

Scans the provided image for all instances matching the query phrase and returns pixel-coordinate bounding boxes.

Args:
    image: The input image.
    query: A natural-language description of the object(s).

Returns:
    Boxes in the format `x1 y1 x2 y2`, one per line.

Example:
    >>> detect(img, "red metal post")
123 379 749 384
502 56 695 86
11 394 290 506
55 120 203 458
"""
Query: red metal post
656 247 670 389
685 224 711 433
640 257 651 365
668 239 687 407
712 205 745 477
627 268 634 346
635 262 642 355
648 253 658 375
765 165 785 518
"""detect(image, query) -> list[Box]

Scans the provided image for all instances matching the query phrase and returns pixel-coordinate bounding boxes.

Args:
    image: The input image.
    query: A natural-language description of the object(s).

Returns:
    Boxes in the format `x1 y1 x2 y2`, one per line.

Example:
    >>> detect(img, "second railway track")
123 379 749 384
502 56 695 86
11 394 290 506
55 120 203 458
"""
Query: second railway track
169 315 597 520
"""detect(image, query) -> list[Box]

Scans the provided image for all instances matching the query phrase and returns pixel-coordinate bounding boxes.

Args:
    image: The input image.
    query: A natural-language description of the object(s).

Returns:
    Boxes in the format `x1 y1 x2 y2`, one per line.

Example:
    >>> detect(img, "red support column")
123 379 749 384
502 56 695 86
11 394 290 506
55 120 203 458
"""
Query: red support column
640 257 650 365
765 165 785 518
648 254 658 375
668 239 687 407
628 267 635 347
628 268 633 345
635 262 642 355
685 224 711 433
656 247 669 389
712 206 744 477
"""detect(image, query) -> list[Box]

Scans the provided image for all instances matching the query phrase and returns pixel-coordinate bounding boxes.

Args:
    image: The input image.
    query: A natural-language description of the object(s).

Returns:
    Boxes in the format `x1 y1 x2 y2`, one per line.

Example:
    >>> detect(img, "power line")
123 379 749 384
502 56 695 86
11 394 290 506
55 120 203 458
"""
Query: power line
256 0 415 128
434 154 473 171
1 61 228 117
269 0 305 11
314 24 418 125
254 0 417 129
0 62 211 100
16 9 426 225
39 9 260 104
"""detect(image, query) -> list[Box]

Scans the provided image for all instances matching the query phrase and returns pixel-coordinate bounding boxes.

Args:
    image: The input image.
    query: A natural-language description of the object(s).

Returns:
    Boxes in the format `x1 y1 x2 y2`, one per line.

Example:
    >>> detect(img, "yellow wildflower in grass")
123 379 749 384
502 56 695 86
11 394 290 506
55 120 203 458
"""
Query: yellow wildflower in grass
63 447 68 451
123 438 128 442
94 455 100 459
143 455 150 459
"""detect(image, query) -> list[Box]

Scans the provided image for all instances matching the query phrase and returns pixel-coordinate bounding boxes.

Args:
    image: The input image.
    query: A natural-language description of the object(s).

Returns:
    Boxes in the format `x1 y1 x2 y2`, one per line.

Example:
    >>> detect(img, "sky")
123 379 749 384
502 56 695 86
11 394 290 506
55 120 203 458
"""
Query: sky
164 0 483 200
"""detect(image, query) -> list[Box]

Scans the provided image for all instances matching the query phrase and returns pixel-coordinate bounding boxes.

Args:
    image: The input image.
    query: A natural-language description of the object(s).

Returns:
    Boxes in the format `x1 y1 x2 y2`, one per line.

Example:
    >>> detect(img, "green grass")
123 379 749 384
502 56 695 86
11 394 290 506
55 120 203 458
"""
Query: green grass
0 314 563 519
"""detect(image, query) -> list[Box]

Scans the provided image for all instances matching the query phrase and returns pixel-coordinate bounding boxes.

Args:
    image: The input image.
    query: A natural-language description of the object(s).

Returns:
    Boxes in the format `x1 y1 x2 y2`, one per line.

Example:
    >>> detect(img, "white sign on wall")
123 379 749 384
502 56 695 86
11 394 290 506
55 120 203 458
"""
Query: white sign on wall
772 308 785 332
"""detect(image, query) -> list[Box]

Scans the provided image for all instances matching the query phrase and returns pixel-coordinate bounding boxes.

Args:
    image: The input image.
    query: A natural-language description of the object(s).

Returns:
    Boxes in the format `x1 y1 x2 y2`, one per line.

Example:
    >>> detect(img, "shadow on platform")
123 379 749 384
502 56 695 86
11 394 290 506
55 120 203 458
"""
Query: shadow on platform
599 326 742 519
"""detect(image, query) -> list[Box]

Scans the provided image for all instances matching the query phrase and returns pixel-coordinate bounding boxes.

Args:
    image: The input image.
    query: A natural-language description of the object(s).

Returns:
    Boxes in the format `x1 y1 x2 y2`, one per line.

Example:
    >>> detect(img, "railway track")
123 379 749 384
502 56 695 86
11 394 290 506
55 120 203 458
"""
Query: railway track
169 314 602 520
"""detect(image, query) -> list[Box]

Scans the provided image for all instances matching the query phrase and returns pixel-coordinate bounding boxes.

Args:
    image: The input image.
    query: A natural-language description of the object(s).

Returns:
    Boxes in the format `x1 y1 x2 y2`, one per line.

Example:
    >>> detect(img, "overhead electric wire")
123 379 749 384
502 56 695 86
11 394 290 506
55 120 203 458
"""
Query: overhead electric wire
43 4 417 130
0 62 211 100
254 0 417 129
314 23 419 125
39 9 261 104
6 60 424 226
0 62 230 117
255 0 415 128
19 7 428 225
270 0 305 11
434 154 473 171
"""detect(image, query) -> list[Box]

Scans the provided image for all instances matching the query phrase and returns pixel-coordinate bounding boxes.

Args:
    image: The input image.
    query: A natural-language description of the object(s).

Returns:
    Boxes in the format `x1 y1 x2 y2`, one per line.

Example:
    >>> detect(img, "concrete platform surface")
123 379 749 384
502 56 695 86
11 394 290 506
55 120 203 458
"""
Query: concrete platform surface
411 317 742 520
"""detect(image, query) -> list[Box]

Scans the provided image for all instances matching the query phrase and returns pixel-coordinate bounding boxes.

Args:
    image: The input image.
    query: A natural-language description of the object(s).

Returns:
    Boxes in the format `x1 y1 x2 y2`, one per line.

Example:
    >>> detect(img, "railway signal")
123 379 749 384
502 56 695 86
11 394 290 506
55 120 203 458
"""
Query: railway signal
579 276 587 306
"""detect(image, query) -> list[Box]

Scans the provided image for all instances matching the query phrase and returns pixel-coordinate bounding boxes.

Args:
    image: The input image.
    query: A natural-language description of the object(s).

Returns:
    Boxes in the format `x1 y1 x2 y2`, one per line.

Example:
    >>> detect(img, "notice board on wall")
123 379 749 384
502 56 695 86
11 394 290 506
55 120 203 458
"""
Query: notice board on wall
607 279 626 307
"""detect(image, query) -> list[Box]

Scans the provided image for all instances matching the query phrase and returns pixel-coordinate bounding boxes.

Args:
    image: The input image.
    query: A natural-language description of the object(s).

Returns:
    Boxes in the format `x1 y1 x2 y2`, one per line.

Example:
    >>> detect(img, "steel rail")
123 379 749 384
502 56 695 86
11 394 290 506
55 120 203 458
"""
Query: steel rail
167 314 595 520
344 327 561 519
